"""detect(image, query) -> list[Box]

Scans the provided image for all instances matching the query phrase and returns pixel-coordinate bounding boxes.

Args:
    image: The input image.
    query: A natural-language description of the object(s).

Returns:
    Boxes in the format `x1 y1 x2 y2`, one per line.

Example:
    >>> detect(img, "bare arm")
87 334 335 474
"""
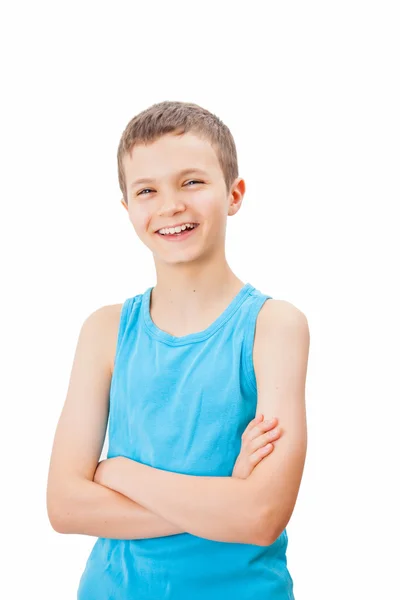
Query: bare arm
94 456 264 545
52 475 185 539
46 305 185 540
246 300 309 545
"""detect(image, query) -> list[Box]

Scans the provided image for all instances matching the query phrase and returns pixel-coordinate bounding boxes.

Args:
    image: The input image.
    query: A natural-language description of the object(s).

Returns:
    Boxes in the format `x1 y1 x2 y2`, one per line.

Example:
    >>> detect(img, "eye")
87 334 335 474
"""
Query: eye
137 180 203 196
185 180 203 186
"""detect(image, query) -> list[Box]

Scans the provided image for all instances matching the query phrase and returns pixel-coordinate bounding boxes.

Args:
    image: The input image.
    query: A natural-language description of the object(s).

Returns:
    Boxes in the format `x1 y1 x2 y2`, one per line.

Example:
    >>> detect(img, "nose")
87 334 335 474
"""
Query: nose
156 193 186 217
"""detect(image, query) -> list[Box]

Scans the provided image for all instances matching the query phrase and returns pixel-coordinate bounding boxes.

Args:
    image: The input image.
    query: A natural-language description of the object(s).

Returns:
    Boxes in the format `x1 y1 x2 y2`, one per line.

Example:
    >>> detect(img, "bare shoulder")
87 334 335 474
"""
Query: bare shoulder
258 297 308 326
254 298 310 350
252 298 310 390
88 303 124 375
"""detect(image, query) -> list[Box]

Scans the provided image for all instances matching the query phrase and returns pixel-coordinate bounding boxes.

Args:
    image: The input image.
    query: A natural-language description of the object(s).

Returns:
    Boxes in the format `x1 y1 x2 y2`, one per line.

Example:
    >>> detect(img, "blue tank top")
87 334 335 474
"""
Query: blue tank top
77 282 294 599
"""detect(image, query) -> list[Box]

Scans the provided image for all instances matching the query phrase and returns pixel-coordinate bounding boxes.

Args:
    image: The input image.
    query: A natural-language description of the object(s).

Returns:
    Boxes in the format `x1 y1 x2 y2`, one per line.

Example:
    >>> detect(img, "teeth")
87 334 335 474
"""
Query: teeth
158 223 197 235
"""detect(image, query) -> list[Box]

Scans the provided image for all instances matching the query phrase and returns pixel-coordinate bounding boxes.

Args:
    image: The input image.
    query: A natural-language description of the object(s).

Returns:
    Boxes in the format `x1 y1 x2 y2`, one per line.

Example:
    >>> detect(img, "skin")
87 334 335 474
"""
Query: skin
119 130 283 480
89 132 286 545
232 415 281 479
47 130 292 546
93 417 282 544
91 304 308 546
119 130 248 336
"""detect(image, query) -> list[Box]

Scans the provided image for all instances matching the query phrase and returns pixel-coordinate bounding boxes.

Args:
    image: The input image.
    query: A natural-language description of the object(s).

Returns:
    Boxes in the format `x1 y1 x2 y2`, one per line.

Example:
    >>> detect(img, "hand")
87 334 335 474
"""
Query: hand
232 415 281 479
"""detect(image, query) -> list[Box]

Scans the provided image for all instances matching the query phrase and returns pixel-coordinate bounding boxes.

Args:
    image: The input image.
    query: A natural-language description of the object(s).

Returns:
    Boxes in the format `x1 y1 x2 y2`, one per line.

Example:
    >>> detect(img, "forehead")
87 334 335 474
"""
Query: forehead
124 132 221 188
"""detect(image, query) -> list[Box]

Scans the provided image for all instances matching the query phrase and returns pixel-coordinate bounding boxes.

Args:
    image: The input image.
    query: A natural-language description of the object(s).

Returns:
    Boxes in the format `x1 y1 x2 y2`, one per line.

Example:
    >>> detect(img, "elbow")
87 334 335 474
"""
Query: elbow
47 508 70 534
47 503 72 534
241 501 269 546
48 514 68 534
47 491 72 534
47 474 87 534
249 505 278 547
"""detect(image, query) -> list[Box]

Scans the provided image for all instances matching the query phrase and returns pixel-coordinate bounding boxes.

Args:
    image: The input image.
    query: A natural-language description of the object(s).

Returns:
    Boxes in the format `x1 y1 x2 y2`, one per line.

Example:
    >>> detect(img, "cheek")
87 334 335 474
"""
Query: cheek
129 206 151 232
194 191 225 218
200 194 227 225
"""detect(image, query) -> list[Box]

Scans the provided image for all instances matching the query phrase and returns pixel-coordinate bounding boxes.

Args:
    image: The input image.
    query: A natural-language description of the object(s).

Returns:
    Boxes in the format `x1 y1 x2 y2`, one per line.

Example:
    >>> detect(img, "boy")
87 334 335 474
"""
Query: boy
47 100 309 599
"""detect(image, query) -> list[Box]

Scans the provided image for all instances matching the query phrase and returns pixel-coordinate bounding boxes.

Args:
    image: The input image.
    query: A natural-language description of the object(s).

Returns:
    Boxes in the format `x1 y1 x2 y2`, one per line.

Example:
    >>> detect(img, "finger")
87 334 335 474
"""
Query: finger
248 429 280 453
250 443 274 465
245 418 278 443
241 414 264 439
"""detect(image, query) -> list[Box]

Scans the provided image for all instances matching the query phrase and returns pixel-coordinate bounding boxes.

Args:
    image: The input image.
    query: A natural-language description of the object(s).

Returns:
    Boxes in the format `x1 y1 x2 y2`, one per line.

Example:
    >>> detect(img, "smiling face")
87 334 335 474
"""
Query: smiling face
121 131 245 266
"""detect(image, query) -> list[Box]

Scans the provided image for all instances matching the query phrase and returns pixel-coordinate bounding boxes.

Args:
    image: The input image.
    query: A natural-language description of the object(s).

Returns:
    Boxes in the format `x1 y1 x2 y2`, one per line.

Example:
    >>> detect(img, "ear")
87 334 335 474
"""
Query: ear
120 198 128 212
228 177 246 216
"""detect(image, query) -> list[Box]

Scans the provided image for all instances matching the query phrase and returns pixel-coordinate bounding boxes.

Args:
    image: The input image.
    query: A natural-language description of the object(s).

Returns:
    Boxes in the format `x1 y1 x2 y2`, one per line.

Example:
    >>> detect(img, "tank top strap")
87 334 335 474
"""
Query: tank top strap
242 290 273 393
113 294 141 368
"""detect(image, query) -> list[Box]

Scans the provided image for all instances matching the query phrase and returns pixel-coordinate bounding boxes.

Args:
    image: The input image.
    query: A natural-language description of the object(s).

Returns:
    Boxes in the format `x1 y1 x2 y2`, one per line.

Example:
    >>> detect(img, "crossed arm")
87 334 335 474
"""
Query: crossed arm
94 457 259 545
93 301 309 547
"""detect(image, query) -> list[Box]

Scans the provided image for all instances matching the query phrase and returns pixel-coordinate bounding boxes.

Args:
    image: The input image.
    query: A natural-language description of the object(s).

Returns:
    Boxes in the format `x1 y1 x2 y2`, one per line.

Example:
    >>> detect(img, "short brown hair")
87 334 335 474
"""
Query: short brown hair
117 100 239 204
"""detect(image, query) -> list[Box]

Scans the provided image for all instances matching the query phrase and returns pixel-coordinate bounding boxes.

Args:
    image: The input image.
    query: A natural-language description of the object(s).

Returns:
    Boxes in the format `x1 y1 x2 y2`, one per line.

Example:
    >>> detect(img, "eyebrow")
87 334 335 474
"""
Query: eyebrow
130 168 209 189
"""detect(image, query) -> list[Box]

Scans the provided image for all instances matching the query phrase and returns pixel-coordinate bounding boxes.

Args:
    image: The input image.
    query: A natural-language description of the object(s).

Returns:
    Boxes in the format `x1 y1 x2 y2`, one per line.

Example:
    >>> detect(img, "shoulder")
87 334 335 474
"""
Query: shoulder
86 303 123 330
252 298 310 394
258 297 309 329
254 298 310 354
83 303 124 374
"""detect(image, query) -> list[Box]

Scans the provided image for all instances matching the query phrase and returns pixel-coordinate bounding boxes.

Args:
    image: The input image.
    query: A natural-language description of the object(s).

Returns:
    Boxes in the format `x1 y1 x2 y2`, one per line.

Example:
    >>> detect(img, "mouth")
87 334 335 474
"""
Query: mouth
155 223 200 241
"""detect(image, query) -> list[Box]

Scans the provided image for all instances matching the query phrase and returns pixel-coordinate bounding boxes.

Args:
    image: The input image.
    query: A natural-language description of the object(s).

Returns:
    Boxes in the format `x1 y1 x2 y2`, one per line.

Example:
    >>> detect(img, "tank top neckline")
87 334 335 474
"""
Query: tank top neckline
141 282 255 345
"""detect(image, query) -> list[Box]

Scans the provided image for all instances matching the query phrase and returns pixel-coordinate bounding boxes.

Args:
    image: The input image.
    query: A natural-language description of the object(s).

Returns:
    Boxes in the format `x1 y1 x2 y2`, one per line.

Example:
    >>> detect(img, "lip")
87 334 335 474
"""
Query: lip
156 223 200 241
155 221 199 233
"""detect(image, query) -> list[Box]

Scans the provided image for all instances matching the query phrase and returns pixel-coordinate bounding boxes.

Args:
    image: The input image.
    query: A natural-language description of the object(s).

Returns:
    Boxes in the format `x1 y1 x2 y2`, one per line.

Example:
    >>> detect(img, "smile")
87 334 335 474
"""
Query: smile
156 223 200 241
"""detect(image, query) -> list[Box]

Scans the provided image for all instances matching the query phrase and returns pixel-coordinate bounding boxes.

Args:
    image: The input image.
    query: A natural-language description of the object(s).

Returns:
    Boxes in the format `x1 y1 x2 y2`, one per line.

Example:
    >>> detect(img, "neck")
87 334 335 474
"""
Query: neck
150 260 245 324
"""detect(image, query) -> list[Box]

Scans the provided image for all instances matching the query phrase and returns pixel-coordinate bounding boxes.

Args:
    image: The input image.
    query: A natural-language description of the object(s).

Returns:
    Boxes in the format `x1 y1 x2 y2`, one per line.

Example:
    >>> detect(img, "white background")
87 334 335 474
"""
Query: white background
1 1 399 598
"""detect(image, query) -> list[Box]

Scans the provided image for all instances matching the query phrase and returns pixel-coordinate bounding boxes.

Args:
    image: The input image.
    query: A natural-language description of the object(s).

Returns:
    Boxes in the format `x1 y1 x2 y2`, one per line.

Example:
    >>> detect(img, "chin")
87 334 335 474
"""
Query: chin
154 247 204 265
